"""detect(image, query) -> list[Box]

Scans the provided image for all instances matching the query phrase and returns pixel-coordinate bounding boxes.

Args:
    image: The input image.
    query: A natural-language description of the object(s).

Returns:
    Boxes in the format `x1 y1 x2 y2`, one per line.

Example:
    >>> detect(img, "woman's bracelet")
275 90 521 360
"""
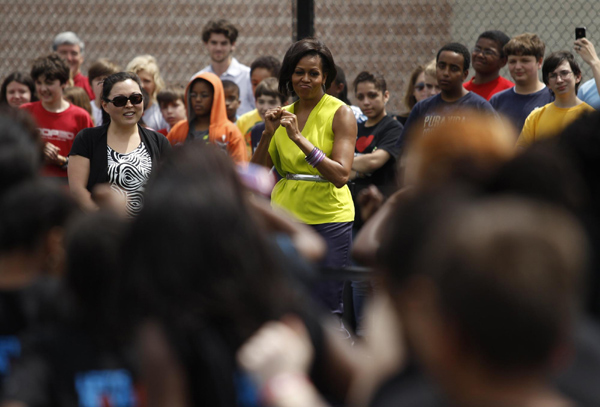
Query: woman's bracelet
305 147 325 168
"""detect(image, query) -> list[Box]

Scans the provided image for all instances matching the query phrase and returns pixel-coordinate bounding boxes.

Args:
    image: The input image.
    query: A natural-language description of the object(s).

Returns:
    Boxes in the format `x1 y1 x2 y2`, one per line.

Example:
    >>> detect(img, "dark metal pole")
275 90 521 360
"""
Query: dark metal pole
294 0 314 41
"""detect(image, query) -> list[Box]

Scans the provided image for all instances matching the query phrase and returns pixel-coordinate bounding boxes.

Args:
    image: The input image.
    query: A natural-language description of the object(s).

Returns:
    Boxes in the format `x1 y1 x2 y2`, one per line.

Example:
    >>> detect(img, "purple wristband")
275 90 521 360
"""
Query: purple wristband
305 147 318 162
305 147 325 167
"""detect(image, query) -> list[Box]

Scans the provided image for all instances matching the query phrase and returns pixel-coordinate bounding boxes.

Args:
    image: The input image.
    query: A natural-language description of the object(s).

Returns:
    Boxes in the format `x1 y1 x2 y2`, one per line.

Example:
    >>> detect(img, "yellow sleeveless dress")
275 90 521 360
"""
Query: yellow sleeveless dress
268 94 354 225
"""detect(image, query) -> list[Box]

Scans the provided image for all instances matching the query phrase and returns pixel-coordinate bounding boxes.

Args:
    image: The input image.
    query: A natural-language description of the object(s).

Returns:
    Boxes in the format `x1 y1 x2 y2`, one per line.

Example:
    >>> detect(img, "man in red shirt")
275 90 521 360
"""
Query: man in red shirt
464 30 514 100
52 31 95 101
21 53 93 181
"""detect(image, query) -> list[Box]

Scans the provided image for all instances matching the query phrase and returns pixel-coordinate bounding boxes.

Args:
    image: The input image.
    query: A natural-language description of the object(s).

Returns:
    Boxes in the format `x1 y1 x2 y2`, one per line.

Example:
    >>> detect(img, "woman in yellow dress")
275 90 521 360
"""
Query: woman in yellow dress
252 38 357 315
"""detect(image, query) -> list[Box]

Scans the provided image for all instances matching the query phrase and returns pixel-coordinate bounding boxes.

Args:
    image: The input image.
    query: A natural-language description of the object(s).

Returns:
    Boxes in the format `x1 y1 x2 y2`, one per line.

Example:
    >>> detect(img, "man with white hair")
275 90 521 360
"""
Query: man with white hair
52 31 94 100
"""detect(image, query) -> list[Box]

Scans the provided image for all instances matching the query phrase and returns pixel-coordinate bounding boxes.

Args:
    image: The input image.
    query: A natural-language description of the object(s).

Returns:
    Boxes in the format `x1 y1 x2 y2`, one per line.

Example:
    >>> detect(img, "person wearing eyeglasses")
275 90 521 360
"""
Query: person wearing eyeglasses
464 30 514 100
516 51 594 149
68 72 171 215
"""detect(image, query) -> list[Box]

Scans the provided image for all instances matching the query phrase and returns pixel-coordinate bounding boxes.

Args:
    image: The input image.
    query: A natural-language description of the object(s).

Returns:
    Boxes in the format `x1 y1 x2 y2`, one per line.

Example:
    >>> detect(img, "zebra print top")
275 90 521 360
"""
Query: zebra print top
107 142 152 216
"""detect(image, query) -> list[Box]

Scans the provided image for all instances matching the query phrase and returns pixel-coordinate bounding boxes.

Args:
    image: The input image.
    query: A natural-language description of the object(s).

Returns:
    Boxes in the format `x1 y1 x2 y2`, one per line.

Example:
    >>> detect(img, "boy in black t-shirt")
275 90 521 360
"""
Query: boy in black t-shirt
350 71 403 202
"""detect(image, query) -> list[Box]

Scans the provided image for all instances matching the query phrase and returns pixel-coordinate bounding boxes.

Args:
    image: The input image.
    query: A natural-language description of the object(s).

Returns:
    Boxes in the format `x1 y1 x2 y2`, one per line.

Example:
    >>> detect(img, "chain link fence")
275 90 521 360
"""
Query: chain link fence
1 0 597 113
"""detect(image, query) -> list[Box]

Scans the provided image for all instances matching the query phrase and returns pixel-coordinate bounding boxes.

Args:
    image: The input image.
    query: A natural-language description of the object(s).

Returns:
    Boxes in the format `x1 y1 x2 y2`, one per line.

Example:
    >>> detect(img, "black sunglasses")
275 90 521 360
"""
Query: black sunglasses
105 93 143 107
415 82 426 91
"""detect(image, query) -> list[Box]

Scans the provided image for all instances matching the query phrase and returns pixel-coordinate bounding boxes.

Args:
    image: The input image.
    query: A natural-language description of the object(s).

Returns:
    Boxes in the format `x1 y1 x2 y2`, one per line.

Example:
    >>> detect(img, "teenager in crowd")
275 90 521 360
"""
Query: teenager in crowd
351 71 402 224
517 51 594 149
490 33 554 133
236 55 282 138
21 53 93 181
156 84 186 136
464 30 514 100
222 79 241 123
0 72 36 108
248 77 287 156
191 19 254 115
166 72 246 163
397 43 494 151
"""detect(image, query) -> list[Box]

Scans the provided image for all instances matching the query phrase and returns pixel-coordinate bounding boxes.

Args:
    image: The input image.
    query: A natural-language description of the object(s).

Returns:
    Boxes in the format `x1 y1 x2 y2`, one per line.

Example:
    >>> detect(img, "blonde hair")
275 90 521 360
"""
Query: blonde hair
424 58 436 77
125 55 165 100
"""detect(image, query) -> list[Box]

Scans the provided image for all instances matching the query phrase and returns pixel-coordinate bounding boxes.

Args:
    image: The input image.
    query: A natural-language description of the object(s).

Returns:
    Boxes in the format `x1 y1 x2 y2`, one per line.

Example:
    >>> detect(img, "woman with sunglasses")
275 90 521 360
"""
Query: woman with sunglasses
396 61 439 125
68 72 170 215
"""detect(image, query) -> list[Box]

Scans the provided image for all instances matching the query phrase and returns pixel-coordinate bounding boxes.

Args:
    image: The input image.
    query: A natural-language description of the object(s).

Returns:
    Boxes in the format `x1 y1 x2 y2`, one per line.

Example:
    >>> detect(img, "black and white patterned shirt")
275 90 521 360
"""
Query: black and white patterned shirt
107 142 152 216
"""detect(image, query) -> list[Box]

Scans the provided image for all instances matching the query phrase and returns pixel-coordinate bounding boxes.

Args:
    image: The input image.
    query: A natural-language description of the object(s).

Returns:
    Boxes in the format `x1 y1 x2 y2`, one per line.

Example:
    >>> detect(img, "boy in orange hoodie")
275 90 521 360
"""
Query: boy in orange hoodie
167 72 247 163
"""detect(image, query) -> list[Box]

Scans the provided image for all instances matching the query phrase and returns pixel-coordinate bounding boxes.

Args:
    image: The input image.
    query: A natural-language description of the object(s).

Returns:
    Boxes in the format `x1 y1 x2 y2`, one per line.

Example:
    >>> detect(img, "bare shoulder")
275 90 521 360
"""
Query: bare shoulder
334 104 355 121
333 104 357 132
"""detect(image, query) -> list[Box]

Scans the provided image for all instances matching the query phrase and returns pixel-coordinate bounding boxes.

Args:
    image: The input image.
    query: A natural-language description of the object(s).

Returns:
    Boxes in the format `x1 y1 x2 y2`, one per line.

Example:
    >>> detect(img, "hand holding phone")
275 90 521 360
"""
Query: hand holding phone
576 27 586 40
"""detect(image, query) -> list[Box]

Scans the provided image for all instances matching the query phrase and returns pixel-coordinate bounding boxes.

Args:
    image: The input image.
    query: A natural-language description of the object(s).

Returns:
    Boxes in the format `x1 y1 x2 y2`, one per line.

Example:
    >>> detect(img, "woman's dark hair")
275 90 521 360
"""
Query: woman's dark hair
100 71 143 125
1 72 37 105
64 211 127 346
542 51 582 92
122 143 294 346
278 37 337 96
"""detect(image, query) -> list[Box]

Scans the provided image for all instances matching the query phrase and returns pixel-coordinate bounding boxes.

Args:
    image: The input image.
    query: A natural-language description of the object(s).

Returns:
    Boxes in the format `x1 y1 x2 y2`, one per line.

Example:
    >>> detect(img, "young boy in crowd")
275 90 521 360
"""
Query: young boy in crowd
21 53 93 181
156 84 187 136
222 80 241 123
397 43 494 150
236 56 281 138
87 58 120 126
516 51 594 149
351 71 402 202
464 30 514 100
166 72 246 163
248 77 287 157
490 33 554 133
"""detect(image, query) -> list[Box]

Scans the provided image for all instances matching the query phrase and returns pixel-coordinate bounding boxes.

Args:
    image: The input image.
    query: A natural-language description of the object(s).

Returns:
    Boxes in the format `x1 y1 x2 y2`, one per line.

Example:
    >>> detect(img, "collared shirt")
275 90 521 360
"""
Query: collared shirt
191 57 255 116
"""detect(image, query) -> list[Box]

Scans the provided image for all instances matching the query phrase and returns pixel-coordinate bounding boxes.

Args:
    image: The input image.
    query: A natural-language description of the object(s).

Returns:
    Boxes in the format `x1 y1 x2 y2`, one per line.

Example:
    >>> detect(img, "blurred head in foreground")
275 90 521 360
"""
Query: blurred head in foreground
401 110 515 189
378 190 586 405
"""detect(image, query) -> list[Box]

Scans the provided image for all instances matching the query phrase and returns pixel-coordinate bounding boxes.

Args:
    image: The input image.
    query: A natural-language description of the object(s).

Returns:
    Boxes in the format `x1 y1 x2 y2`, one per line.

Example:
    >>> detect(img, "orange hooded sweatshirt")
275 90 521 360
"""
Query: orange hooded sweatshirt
167 72 247 163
